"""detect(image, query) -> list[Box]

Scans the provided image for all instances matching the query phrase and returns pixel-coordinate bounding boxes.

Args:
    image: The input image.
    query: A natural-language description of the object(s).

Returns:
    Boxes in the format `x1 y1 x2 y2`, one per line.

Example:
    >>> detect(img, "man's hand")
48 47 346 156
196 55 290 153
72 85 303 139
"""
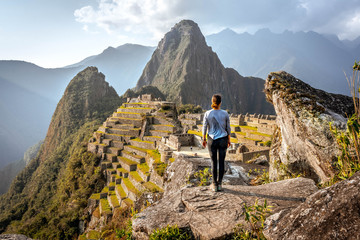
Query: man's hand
202 140 207 148
227 135 231 148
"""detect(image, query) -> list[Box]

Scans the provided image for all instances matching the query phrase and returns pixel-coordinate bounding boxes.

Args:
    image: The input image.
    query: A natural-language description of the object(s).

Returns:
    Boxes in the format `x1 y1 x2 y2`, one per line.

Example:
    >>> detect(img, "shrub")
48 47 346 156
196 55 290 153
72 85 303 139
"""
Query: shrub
149 225 192 240
193 168 212 186
232 199 272 240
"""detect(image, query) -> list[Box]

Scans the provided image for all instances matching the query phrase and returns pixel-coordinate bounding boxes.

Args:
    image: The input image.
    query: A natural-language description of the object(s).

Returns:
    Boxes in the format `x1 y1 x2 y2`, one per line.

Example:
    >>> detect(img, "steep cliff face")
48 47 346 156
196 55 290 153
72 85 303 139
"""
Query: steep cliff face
136 20 274 114
0 67 121 238
265 71 354 183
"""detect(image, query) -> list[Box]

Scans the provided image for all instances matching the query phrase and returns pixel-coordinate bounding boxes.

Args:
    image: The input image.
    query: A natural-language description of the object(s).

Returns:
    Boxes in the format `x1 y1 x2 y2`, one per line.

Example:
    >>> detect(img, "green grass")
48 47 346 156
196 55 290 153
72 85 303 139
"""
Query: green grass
230 137 238 143
132 138 154 144
118 156 138 166
122 150 144 160
138 163 150 174
150 130 171 133
87 230 100 239
130 171 144 183
244 137 262 142
100 198 112 215
169 157 175 163
155 162 168 177
187 129 202 137
251 132 272 137
116 184 127 199
148 149 161 163
143 182 163 193
123 178 140 196
123 198 134 207
109 194 120 208
116 111 141 115
240 125 258 131
126 144 149 153
124 102 147 105
109 182 116 187
101 186 109 193
89 193 100 200
235 131 246 136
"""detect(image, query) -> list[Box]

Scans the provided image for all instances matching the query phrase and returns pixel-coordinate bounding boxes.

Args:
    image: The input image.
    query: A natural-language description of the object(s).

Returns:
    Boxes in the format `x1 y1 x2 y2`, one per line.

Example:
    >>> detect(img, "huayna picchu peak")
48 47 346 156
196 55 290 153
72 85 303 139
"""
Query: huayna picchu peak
136 20 274 114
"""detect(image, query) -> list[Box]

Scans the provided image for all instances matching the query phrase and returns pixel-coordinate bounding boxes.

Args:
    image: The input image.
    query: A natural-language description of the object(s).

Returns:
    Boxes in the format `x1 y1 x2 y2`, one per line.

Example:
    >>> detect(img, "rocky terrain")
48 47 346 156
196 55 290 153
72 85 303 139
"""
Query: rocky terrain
265 71 354 183
136 20 274 115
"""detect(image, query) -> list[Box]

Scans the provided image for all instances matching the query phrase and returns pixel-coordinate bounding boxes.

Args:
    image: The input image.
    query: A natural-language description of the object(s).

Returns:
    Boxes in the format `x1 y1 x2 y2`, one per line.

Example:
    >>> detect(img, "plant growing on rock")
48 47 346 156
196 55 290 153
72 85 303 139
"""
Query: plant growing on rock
232 199 272 240
327 61 360 185
193 168 212 186
149 224 193 240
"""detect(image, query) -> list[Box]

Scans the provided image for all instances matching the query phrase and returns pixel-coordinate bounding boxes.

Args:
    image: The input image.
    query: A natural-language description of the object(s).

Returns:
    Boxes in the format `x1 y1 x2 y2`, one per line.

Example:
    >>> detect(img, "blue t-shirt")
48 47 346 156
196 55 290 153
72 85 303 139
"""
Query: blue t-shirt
202 109 231 140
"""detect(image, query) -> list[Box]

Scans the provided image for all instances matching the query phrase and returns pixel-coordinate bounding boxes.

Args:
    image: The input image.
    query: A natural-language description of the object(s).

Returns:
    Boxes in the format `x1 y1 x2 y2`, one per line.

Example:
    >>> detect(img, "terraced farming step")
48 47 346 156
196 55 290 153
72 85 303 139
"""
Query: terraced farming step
123 102 155 108
117 156 138 171
130 138 156 150
121 150 145 164
107 147 122 156
116 168 129 178
149 130 172 137
107 128 140 137
143 136 162 142
129 171 146 192
113 112 143 119
149 124 175 132
137 163 150 182
115 184 127 202
121 177 141 202
104 133 133 142
109 117 143 127
117 107 154 114
143 181 164 193
108 191 120 209
123 145 148 157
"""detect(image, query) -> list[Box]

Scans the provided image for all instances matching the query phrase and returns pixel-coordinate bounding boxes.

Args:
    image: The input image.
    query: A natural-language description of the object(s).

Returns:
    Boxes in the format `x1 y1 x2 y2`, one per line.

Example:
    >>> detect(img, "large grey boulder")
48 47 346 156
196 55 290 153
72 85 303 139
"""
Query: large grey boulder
263 171 360 240
264 71 353 183
0 235 33 240
132 177 318 239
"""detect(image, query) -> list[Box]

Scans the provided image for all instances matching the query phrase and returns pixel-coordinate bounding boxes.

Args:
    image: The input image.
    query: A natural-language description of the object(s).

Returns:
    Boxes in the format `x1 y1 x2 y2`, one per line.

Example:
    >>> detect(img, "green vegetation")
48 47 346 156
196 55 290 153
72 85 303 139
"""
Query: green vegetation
129 171 144 183
325 61 360 186
123 178 140 196
232 199 272 240
138 163 150 174
143 182 163 193
230 137 239 143
100 199 112 215
109 194 120 208
89 193 100 200
87 230 101 239
239 125 258 131
187 129 202 137
235 131 246 136
148 149 161 163
149 224 193 240
116 184 127 199
251 132 272 137
155 162 168 177
132 137 154 144
250 169 272 185
118 157 138 166
193 168 212 186
177 104 203 114
169 158 175 163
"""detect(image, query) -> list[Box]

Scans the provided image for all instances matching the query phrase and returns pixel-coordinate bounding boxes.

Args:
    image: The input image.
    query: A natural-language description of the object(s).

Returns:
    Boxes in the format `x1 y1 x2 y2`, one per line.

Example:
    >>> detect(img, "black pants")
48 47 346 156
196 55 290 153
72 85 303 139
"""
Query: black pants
207 135 228 185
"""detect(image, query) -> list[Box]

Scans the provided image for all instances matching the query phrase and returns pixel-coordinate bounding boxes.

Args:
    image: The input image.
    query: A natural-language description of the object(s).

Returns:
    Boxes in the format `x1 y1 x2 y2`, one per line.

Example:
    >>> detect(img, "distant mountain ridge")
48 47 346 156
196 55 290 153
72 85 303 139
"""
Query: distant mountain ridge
136 20 274 114
206 28 359 95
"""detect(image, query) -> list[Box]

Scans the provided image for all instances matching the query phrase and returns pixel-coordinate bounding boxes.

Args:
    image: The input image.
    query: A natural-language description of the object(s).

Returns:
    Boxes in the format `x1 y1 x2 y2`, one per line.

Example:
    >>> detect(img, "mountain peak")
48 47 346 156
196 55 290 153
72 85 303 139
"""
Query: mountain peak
136 20 274 114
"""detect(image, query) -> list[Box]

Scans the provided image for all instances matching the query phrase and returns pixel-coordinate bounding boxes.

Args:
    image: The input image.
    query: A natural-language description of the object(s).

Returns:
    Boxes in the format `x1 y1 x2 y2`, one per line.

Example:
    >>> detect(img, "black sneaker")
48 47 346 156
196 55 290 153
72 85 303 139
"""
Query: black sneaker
217 184 222 192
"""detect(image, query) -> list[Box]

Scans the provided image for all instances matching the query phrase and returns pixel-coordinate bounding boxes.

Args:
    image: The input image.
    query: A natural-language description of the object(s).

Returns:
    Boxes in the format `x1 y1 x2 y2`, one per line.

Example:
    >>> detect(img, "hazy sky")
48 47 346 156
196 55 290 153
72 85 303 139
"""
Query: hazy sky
1 0 360 68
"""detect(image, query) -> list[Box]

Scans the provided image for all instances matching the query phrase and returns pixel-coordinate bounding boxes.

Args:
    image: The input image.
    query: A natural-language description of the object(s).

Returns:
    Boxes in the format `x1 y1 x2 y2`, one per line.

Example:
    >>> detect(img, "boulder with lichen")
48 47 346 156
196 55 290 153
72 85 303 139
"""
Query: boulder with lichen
264 71 353 183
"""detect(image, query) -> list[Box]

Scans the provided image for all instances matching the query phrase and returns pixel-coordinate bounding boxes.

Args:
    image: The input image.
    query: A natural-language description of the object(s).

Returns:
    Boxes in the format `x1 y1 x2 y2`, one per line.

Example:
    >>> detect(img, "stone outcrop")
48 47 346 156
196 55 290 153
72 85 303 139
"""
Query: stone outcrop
132 162 318 239
265 71 354 183
263 171 360 240
136 20 274 114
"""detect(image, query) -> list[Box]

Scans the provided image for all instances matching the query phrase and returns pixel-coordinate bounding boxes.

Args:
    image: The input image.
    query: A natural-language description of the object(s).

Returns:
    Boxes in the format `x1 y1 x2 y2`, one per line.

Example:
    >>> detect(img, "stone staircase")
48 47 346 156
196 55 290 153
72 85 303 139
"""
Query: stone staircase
87 101 177 219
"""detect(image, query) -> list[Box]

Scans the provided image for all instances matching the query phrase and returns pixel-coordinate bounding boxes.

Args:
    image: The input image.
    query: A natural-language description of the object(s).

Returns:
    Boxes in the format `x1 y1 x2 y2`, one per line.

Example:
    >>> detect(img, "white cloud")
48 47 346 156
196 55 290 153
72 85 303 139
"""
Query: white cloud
74 0 360 41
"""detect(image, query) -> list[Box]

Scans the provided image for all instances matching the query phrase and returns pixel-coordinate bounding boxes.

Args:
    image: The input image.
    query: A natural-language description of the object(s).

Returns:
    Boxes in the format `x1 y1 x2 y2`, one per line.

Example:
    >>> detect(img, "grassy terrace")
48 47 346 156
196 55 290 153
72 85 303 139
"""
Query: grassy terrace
244 137 262 142
87 230 100 240
251 132 272 137
169 157 175 163
230 137 238 143
155 162 168 177
119 106 153 109
123 198 134 207
116 184 127 199
118 156 138 166
109 182 115 187
187 129 202 137
123 178 141 196
105 133 133 138
148 150 161 163
101 186 109 193
123 102 147 105
138 163 150 174
130 171 144 183
117 168 128 175
111 116 143 121
143 182 163 193
100 198 112 215
116 111 142 115
122 150 144 160
126 145 149 154
89 193 100 200
234 131 246 136
132 138 154 144
109 194 120 208
150 130 172 133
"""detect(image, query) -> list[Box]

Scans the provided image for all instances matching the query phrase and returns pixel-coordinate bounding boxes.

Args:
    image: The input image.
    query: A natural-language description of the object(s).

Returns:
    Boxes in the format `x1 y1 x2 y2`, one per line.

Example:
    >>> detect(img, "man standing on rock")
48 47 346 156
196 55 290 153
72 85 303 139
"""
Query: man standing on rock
202 94 231 192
